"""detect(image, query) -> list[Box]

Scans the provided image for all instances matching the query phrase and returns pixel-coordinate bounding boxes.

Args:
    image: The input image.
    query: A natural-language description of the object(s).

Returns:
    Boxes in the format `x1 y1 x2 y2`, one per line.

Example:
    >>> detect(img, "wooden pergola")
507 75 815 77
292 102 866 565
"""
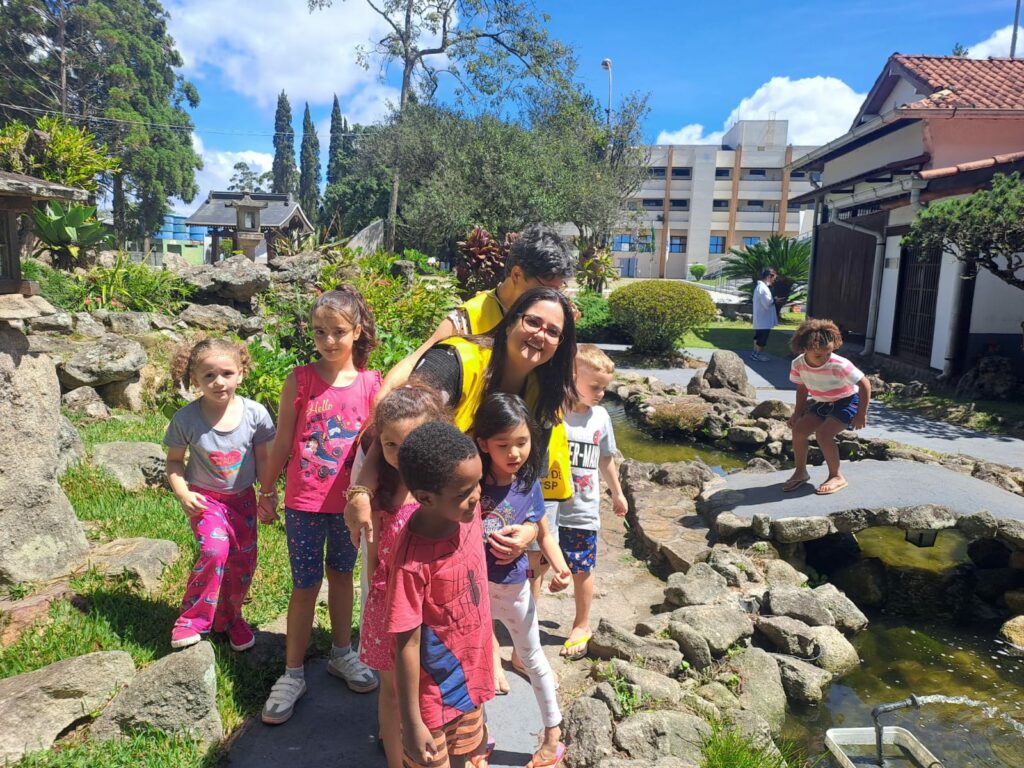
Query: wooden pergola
186 191 313 263
0 172 88 295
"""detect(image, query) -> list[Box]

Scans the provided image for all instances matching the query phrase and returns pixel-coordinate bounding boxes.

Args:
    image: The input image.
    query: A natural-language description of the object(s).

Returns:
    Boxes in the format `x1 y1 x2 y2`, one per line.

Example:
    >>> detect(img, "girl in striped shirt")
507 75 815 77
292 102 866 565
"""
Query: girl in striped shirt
783 318 871 496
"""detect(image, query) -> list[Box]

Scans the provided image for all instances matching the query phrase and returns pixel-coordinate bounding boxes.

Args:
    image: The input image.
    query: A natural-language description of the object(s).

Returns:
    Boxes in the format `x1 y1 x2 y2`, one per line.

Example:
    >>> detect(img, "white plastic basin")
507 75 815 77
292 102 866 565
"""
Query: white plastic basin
825 726 945 768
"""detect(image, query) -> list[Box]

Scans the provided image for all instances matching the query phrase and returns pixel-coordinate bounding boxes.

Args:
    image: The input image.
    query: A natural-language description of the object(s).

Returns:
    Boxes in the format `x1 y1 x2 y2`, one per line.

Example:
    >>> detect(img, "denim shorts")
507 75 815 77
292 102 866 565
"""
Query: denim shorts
559 526 598 574
806 393 860 426
284 507 358 588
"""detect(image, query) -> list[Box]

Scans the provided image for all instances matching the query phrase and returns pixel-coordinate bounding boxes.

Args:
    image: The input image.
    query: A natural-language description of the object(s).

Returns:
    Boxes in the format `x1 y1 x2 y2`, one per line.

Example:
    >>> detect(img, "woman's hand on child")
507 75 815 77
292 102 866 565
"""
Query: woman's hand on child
257 494 279 523
612 492 628 517
176 490 208 517
549 568 572 593
344 492 374 547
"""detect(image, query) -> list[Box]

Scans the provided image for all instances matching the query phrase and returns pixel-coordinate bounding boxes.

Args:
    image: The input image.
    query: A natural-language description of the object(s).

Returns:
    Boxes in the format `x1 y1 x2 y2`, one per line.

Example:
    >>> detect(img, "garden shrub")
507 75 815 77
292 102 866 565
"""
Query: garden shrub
574 289 627 343
608 280 716 354
20 258 87 311
689 263 707 281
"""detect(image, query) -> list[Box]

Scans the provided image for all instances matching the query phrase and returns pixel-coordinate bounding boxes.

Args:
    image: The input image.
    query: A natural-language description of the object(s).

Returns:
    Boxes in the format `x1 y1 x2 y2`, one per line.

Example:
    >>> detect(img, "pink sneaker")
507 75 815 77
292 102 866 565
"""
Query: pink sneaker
228 620 255 652
171 626 201 649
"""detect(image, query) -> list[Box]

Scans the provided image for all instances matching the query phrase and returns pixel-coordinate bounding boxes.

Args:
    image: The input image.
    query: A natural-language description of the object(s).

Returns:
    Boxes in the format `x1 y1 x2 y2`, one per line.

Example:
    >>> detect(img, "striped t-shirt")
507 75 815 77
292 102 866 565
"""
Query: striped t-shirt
789 353 864 402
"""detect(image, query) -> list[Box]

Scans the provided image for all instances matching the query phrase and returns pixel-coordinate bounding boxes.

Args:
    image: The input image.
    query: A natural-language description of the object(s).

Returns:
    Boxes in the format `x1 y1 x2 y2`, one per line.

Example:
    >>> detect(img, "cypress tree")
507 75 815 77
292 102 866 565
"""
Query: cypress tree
298 102 321 218
272 91 298 196
327 95 346 186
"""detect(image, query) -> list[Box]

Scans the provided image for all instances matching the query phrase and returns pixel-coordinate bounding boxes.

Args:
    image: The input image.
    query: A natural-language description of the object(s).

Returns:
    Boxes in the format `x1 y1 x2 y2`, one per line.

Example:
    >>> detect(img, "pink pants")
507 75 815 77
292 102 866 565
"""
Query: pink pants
175 486 258 633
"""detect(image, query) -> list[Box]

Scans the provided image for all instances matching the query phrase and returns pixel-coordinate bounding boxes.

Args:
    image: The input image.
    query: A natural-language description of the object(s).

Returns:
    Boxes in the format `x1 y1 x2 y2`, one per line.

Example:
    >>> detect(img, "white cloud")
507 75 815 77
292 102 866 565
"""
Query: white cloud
166 0 402 119
967 25 1024 58
656 76 866 147
172 134 274 215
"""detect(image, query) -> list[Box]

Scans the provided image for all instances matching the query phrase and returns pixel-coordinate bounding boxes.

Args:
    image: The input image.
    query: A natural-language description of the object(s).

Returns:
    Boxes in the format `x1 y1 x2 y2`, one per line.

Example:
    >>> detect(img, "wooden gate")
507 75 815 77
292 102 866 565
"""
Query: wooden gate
809 212 885 336
891 243 941 368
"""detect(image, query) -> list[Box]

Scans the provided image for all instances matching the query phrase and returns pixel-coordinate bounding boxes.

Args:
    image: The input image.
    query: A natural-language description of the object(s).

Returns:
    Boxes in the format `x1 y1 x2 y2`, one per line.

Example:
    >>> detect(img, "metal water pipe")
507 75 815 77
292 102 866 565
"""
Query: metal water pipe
872 694 923 766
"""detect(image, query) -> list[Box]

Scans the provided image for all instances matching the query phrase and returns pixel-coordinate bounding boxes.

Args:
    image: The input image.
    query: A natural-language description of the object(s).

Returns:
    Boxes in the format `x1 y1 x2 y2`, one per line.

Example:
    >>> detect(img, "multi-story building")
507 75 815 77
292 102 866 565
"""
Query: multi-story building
612 120 819 279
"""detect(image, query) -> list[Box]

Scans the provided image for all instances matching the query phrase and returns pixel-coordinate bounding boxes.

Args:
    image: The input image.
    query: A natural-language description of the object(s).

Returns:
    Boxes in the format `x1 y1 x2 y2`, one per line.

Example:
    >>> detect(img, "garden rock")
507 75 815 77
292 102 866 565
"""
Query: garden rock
955 355 1022 401
86 538 180 592
592 682 626 721
670 605 753 656
772 654 833 705
957 511 1000 541
703 350 757 398
713 512 752 538
762 559 808 588
62 386 111 420
728 425 768 447
703 546 761 587
718 647 787 735
98 374 145 412
564 696 614 768
0 293 56 321
0 326 88 583
651 462 714 495
667 621 713 670
106 311 152 336
813 583 869 633
73 311 106 337
588 618 685 675
348 218 385 253
92 641 222 744
92 441 166 491
695 681 741 711
751 399 793 420
765 586 835 626
999 616 1024 652
596 758 697 768
57 334 148 388
179 302 245 332
663 563 732 607
1004 589 1024 616
626 482 709 573
756 616 820 658
603 658 681 706
0 582 73 646
997 519 1024 549
612 710 710 764
0 650 136 763
27 310 73 333
896 504 957 532
634 611 673 638
269 252 324 287
772 516 832 543
209 255 271 302
57 415 85 475
831 558 887 607
806 625 860 675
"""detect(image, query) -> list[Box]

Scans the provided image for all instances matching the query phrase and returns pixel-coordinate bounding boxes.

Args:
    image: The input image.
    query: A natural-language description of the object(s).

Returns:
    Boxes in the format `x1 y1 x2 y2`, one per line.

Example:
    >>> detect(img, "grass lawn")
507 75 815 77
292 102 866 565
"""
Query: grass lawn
681 312 802 359
878 392 1024 437
0 411 344 766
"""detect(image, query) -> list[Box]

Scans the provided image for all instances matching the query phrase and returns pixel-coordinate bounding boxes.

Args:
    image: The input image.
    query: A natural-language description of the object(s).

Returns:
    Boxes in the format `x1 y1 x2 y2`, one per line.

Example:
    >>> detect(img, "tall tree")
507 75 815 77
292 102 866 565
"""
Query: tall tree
228 161 272 193
298 103 321 220
271 90 298 196
326 95 348 186
308 0 573 251
0 0 202 245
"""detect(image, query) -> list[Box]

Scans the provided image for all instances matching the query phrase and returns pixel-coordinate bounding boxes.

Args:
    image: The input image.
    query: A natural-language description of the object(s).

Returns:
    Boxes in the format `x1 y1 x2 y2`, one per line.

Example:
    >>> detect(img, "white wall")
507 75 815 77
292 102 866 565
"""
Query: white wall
875 234 903 355
970 263 1024 335
878 79 925 114
822 123 925 186
930 252 961 370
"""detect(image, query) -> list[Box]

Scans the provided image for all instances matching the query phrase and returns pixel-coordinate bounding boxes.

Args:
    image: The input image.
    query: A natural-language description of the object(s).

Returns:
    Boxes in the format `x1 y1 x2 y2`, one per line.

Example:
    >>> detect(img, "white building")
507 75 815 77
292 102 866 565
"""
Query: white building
612 120 819 279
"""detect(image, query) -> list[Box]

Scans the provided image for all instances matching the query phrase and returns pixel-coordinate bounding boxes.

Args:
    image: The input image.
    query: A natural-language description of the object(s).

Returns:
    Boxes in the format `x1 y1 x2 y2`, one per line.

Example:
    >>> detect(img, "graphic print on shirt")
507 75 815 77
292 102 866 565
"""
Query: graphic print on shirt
297 395 363 482
568 432 601 495
480 492 516 539
207 449 244 479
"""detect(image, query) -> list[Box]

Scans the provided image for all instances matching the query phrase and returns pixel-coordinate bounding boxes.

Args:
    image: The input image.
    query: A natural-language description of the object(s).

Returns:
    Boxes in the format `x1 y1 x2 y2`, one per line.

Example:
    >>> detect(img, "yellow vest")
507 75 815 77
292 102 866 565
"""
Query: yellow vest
442 337 572 502
461 289 505 335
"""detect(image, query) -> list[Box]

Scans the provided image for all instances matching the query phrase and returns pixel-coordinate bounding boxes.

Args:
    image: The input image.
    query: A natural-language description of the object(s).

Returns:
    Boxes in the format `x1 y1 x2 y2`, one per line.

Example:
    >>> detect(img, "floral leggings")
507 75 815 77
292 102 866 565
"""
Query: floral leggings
176 486 258 634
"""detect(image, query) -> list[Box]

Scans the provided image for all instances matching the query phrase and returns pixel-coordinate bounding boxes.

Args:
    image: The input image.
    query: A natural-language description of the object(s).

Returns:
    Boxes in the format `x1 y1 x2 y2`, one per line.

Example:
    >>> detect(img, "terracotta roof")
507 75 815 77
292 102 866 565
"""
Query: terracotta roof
919 150 1024 180
893 55 1024 110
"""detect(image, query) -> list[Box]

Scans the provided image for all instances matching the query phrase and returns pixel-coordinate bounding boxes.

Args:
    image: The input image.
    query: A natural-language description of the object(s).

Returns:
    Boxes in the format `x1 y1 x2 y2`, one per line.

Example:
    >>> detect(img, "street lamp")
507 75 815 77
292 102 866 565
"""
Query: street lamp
601 58 613 130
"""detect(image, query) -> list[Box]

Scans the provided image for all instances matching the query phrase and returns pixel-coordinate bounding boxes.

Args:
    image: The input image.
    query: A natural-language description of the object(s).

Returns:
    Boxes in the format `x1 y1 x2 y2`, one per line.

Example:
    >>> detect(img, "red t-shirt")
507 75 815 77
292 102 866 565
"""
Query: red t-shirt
386 510 494 729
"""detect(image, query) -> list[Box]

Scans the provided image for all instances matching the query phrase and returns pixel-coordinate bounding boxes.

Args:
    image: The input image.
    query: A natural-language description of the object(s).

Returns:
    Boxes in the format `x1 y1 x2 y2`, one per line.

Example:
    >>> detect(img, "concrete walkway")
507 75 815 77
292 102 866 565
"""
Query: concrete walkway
602 344 1024 469
706 459 1024 521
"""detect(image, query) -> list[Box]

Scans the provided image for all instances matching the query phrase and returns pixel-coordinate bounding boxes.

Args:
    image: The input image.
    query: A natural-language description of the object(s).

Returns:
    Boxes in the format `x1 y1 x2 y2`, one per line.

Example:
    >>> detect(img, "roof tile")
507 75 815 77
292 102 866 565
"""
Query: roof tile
893 55 1024 111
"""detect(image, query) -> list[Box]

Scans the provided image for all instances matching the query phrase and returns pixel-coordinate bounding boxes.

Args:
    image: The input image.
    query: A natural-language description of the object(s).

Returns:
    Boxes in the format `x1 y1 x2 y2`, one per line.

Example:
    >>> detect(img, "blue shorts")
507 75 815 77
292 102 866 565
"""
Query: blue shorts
559 527 598 574
284 508 358 588
806 393 860 426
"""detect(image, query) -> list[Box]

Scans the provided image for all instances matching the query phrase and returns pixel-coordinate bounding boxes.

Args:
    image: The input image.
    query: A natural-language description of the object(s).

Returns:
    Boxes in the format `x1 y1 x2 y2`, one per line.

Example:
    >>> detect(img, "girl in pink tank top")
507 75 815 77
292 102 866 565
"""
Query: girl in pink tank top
256 287 382 725
357 383 450 768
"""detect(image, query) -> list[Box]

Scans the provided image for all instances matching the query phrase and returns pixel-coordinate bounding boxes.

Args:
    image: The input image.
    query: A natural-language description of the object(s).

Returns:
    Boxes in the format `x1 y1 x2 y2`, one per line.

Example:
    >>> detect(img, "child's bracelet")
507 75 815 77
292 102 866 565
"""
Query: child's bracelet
258 489 277 499
345 485 374 503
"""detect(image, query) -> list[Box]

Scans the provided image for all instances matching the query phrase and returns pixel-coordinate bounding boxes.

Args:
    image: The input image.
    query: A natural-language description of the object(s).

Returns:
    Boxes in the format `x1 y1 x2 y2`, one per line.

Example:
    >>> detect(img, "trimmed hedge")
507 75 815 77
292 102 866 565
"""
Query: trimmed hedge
608 280 716 353
574 289 628 343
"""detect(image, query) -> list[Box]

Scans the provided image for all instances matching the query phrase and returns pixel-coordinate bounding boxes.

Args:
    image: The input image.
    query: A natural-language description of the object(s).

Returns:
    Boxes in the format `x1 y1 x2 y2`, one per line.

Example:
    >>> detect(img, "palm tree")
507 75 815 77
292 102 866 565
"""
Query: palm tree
721 234 810 303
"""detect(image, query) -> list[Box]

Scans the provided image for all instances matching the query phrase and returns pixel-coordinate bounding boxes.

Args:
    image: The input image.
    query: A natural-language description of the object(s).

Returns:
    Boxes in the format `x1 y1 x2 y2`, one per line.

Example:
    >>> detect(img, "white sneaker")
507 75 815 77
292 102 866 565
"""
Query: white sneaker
327 648 379 692
261 674 307 725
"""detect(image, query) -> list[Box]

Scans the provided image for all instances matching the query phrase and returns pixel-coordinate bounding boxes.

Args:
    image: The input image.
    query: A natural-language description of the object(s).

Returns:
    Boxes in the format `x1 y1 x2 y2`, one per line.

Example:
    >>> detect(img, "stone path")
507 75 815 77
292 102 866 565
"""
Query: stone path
705 459 1024 521
224 500 667 767
601 344 1024 468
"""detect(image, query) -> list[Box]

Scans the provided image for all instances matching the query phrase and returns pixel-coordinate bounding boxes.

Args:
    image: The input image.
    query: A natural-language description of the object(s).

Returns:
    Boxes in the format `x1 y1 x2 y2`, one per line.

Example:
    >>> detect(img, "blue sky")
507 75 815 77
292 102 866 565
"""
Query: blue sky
165 0 1023 210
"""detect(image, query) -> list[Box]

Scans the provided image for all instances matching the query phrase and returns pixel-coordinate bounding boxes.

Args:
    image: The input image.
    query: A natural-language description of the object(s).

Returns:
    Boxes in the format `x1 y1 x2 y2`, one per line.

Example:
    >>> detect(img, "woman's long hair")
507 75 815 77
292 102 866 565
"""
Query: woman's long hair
471 392 543 491
485 286 577 427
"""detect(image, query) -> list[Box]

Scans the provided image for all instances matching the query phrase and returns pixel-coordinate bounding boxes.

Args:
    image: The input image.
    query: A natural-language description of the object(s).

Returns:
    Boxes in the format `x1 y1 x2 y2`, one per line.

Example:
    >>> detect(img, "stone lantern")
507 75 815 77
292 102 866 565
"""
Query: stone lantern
225 194 269 261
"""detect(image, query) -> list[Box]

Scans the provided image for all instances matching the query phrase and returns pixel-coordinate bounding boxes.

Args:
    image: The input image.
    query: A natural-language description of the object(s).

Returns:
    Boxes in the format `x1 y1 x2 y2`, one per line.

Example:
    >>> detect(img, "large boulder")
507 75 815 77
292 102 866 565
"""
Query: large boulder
179 303 245 333
92 641 222 744
812 583 869 634
0 651 136 763
588 618 685 676
208 255 271 302
718 647 787 735
663 563 732 607
106 311 153 336
86 538 181 592
702 350 756 399
0 327 88 582
755 616 820 658
765 586 835 627
670 605 753 656
92 442 167 491
772 654 833 706
806 625 860 676
56 415 85 475
57 334 148 389
602 658 682 706
563 696 614 768
955 356 1022 401
62 386 112 420
613 710 710 765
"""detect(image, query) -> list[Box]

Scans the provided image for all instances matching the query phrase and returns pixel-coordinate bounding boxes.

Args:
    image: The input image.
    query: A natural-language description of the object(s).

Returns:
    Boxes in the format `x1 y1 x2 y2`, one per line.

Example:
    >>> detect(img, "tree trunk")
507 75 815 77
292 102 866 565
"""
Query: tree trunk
112 173 126 249
385 4 416 253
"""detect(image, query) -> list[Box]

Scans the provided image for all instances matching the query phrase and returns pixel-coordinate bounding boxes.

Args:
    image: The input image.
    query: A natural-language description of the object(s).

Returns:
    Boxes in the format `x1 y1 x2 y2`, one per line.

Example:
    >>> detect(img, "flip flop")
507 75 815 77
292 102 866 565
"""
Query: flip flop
526 741 566 768
816 478 848 496
560 634 591 660
782 476 810 492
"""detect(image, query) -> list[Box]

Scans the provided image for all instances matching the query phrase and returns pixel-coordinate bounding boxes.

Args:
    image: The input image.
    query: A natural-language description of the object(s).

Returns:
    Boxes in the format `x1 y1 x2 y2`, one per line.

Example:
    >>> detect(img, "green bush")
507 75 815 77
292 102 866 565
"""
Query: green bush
574 289 628 343
700 718 811 768
20 259 87 311
608 280 716 354
689 263 707 281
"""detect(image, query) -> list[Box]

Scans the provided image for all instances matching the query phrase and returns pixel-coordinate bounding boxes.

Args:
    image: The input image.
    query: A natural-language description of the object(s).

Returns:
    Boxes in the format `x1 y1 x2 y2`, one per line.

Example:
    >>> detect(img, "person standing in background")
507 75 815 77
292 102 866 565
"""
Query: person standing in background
752 268 780 361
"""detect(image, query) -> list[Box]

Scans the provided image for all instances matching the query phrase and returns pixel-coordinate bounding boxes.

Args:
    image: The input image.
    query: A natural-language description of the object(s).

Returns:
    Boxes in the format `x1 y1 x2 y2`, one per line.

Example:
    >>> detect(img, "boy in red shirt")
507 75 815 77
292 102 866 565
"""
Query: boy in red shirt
387 421 494 768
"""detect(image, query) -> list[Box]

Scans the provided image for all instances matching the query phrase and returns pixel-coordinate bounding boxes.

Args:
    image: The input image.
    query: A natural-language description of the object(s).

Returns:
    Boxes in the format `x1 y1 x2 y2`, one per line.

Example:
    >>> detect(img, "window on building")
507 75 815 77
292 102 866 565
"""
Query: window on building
613 234 632 251
669 235 687 253
712 199 730 210
810 171 822 183
787 201 803 211
747 168 767 177
745 200 765 210
743 236 760 248
648 167 666 179
669 198 689 210
709 236 725 254
642 198 662 209
671 167 691 179
635 234 653 251
715 168 732 179
791 171 807 179
626 199 642 211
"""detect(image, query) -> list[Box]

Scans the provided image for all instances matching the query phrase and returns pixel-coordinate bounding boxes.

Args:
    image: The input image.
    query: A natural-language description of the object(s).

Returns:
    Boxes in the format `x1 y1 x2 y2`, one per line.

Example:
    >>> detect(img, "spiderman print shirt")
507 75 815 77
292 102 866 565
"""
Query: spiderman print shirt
386 510 495 730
